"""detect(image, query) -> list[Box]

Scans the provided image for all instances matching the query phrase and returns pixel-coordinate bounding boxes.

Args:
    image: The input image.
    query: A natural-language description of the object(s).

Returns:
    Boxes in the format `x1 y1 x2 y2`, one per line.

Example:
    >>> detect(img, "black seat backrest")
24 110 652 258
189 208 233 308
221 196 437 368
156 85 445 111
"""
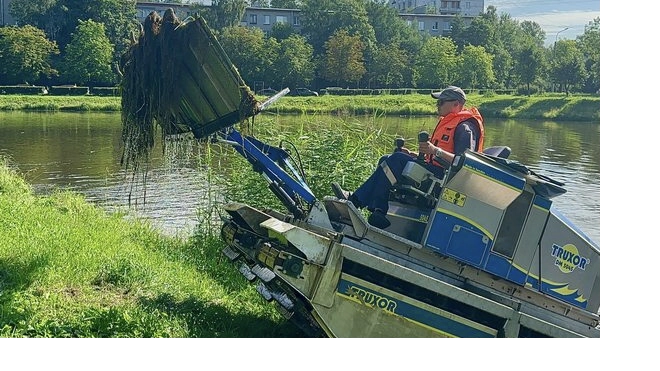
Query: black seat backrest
482 146 511 159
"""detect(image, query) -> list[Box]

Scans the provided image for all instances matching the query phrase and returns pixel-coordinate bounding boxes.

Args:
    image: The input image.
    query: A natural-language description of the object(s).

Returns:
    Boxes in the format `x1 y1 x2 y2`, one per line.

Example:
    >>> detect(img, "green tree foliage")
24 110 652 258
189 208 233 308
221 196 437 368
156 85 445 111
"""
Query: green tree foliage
520 20 546 48
0 25 59 84
490 44 515 89
449 15 469 50
367 43 409 88
515 42 546 95
270 22 295 41
463 6 497 49
496 14 523 52
415 36 458 88
201 0 247 30
60 19 115 86
321 29 366 87
218 26 274 86
493 14 521 87
457 45 495 89
364 0 421 50
301 0 376 56
251 0 271 7
272 34 315 89
551 40 587 94
271 0 302 8
9 0 138 62
577 17 600 93
8 0 59 41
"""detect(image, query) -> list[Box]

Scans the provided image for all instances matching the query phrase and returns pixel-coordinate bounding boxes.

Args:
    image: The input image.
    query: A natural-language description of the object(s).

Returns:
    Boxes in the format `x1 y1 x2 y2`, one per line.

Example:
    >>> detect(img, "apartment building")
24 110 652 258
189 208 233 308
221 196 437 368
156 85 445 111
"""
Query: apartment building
1 1 483 37
391 0 484 17
392 0 484 36
242 7 302 34
0 0 15 26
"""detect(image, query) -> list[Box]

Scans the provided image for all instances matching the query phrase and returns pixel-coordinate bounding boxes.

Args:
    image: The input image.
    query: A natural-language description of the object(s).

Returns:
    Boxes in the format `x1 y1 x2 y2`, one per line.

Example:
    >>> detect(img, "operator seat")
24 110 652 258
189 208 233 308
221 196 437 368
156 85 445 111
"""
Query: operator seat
384 145 512 241
389 145 511 207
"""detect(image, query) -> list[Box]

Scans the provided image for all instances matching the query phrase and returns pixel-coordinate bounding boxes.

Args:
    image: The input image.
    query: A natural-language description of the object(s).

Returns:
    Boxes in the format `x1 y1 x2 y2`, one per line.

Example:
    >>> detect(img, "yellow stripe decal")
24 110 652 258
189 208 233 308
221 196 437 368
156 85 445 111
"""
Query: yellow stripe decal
336 292 457 338
435 207 494 240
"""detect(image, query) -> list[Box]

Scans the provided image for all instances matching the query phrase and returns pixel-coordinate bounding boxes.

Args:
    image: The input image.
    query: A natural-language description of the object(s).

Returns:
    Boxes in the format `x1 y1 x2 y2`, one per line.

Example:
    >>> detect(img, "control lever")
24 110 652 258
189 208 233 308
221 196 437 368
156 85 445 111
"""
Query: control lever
417 131 429 163
394 137 405 152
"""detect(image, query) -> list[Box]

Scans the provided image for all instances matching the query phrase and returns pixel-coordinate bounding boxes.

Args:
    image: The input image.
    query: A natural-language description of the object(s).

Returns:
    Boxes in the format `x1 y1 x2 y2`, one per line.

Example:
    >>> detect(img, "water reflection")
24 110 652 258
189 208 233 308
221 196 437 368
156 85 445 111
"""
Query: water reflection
0 111 599 243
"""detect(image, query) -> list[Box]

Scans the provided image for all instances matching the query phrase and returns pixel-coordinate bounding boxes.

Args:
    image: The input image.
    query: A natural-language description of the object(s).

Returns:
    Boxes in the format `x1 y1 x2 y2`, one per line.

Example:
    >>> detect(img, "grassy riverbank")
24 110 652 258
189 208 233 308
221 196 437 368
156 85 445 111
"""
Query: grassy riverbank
0 159 303 338
0 92 599 121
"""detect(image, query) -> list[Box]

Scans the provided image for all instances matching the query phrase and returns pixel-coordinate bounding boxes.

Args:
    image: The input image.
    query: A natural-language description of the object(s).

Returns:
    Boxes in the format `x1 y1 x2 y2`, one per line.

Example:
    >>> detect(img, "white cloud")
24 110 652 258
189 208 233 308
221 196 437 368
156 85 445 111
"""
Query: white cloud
512 10 599 31
484 0 599 44
512 10 600 43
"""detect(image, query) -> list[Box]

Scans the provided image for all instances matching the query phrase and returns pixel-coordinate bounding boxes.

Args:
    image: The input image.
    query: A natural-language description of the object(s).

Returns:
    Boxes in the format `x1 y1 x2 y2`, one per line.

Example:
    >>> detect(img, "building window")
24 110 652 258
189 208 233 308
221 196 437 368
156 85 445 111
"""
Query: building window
249 14 257 24
293 16 300 26
444 22 451 31
418 21 425 31
407 20 412 27
466 2 471 9
432 21 438 30
276 16 287 24
264 15 270 25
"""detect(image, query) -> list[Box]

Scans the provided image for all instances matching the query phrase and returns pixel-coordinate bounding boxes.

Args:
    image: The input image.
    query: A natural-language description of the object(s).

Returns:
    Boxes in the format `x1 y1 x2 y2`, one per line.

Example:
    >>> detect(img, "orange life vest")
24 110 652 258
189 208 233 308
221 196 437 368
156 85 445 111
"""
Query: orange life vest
427 107 485 166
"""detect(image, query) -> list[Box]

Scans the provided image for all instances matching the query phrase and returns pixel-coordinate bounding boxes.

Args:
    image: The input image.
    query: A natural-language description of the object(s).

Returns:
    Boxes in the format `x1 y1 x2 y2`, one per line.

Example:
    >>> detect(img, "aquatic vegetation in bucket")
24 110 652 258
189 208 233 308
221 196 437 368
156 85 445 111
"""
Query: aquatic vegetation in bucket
118 9 260 169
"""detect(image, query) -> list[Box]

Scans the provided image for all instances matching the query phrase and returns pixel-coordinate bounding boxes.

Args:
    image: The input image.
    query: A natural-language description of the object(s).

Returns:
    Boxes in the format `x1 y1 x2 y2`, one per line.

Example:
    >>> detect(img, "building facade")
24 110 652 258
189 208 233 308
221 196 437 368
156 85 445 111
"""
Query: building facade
0 0 15 26
134 1 482 38
241 7 302 35
391 0 484 17
1 1 483 37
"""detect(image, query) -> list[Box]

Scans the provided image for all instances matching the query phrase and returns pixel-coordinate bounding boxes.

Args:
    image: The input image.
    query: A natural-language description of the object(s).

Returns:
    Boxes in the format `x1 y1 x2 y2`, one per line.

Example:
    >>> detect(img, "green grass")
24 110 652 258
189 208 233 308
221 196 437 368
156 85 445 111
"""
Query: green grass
0 95 122 112
0 93 599 121
0 158 303 337
260 93 599 121
0 114 396 338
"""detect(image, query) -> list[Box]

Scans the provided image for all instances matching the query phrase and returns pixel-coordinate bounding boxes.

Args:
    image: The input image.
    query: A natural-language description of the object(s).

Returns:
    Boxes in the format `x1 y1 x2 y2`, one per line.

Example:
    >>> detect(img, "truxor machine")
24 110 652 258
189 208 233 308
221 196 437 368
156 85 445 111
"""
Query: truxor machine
217 125 600 338
121 12 600 338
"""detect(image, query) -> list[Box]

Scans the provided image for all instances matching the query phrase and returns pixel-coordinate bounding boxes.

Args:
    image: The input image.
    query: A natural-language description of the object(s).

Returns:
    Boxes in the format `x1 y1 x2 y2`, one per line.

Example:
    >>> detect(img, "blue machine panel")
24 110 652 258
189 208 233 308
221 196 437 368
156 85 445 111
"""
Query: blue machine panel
425 212 492 267
483 254 527 286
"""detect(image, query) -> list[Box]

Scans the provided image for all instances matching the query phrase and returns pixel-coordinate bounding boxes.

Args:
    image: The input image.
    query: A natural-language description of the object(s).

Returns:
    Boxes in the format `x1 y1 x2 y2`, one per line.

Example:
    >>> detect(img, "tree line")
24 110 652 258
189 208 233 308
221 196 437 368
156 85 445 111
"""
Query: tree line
0 0 599 95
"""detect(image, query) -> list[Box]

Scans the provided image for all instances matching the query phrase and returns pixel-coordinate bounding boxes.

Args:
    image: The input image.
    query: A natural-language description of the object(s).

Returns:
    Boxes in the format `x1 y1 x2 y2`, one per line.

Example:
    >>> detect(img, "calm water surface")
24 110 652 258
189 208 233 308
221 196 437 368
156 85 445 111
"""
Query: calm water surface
0 111 600 244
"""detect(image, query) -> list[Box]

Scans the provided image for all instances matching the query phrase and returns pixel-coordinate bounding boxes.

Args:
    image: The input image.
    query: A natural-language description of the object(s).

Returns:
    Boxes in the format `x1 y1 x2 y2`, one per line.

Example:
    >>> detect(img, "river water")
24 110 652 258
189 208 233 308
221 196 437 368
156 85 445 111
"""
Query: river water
0 111 600 244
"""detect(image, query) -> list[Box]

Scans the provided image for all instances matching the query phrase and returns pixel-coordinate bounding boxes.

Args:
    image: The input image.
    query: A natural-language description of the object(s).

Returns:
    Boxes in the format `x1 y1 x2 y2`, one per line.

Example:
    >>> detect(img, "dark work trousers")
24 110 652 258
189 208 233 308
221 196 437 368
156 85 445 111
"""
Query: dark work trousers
351 151 445 213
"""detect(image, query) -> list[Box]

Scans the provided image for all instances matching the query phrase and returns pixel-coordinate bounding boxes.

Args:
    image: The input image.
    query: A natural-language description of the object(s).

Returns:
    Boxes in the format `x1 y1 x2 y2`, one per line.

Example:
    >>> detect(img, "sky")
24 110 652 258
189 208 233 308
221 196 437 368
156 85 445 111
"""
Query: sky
485 0 600 45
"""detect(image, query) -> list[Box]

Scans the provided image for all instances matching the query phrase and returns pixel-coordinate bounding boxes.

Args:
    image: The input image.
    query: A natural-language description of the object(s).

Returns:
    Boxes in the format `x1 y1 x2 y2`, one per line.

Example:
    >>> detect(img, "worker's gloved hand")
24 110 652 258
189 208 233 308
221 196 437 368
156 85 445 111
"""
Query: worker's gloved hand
418 141 438 156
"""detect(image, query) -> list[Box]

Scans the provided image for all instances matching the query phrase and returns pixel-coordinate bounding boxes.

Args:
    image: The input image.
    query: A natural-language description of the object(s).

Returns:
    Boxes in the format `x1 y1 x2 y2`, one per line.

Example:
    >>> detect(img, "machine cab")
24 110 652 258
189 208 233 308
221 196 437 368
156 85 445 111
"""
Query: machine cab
385 149 600 313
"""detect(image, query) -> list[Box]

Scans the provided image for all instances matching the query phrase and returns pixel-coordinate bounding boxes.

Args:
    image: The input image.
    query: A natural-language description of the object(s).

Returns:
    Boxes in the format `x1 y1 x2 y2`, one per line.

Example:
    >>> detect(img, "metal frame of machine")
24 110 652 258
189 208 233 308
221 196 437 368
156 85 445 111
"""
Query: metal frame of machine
216 123 600 338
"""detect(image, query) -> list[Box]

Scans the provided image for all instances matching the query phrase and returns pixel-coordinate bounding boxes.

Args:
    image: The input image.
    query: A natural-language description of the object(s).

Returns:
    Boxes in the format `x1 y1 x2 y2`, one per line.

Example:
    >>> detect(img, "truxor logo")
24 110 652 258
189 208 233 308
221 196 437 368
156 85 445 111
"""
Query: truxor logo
348 286 397 313
551 244 590 273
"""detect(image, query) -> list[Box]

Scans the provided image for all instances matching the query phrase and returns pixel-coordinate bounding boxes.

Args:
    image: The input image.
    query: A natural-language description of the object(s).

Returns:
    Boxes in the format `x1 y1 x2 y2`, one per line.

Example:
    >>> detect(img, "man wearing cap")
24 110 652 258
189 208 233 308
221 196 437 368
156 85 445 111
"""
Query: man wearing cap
332 85 485 229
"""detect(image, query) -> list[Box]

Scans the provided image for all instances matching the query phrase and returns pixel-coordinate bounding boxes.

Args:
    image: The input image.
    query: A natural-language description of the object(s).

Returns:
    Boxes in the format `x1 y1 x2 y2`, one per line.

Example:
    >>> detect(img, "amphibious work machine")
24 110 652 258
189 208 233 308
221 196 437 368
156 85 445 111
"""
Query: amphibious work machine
121 12 600 338
217 127 600 338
